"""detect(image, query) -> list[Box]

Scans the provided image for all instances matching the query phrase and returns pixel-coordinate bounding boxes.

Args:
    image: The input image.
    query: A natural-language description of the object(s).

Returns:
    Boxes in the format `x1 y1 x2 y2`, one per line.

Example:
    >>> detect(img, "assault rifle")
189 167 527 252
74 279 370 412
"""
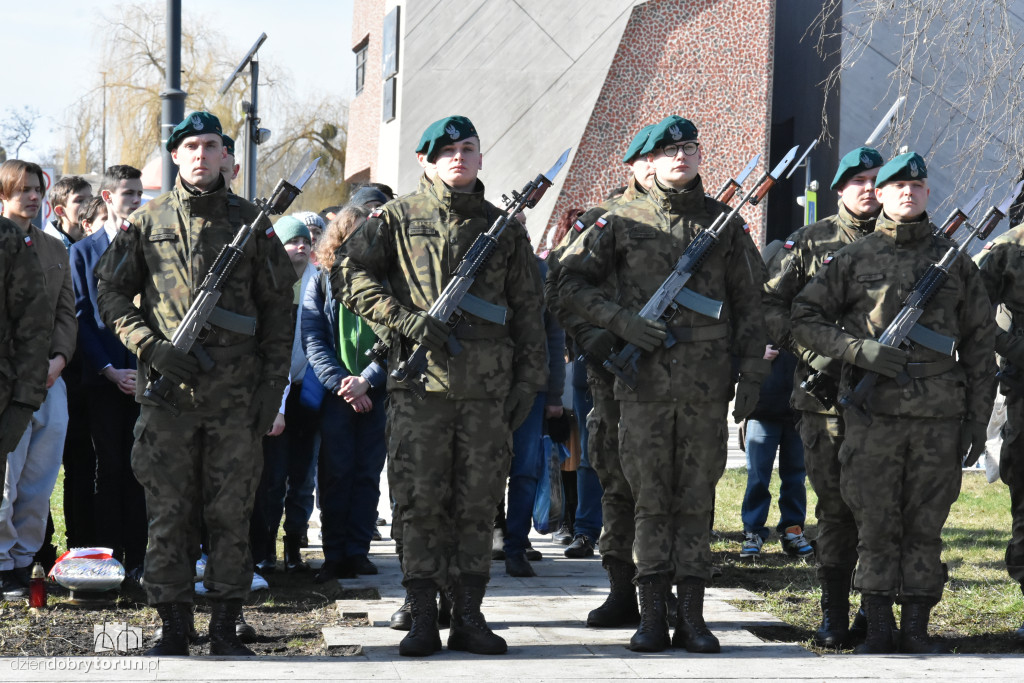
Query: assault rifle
800 186 988 411
839 179 1024 413
390 148 572 398
602 144 802 389
143 153 320 415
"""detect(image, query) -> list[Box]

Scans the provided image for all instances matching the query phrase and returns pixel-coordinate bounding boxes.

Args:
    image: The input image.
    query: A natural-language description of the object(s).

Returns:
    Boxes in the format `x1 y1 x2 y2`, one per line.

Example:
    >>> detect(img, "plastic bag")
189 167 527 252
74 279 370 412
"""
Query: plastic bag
533 436 565 534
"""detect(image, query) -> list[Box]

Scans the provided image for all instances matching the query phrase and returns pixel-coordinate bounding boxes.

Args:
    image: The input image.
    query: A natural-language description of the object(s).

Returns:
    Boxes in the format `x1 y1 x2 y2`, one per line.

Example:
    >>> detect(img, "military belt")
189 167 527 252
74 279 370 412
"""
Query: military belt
201 337 259 361
453 323 507 341
903 357 958 379
208 306 258 336
666 322 728 343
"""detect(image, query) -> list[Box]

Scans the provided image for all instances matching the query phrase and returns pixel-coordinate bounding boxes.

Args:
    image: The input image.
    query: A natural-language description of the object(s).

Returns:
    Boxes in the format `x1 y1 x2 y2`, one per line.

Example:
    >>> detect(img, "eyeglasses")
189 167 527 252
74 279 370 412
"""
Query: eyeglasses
662 142 700 158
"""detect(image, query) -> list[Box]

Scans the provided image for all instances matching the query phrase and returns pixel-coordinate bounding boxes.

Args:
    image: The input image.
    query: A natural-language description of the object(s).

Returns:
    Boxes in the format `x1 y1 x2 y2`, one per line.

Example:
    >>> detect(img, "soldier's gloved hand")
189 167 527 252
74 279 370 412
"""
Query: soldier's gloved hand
575 327 617 360
144 340 200 386
960 420 988 467
808 352 841 377
395 310 449 353
847 339 907 378
607 310 667 353
732 381 761 423
504 384 537 431
999 335 1024 367
0 402 34 457
252 381 284 436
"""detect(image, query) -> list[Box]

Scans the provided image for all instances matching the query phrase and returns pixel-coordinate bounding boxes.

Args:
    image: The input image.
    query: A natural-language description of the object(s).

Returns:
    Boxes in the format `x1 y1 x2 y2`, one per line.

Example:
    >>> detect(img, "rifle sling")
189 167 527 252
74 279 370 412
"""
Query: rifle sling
667 322 728 343
903 357 958 379
453 323 507 341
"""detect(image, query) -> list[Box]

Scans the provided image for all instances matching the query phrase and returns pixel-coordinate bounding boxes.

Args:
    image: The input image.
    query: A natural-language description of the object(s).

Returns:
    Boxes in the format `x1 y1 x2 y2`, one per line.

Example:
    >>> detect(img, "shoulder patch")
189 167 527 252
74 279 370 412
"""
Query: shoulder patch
369 207 383 219
595 217 608 229
23 234 33 247
120 219 131 232
573 219 586 233
983 241 994 250
265 225 276 239
784 240 795 250
742 224 751 234
822 255 833 264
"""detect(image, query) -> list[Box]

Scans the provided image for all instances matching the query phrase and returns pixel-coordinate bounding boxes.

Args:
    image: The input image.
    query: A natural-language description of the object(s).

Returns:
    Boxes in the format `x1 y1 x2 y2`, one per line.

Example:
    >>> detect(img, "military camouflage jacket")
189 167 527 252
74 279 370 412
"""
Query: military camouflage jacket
332 173 547 399
763 203 876 413
95 177 297 407
791 212 996 422
0 217 51 410
975 224 1024 358
558 175 769 402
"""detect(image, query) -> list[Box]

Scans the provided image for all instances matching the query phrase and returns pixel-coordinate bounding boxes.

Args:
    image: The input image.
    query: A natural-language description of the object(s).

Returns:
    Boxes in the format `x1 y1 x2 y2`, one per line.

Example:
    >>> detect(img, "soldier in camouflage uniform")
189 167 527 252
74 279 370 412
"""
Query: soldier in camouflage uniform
545 124 654 629
792 152 996 654
96 112 296 657
333 115 547 657
559 116 769 653
973 216 1024 641
0 216 51 462
762 146 884 647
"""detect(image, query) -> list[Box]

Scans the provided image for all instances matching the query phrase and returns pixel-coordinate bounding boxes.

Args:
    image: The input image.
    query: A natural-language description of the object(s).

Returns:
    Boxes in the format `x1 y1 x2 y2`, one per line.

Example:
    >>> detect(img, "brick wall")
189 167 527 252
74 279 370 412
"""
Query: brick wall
345 0 386 182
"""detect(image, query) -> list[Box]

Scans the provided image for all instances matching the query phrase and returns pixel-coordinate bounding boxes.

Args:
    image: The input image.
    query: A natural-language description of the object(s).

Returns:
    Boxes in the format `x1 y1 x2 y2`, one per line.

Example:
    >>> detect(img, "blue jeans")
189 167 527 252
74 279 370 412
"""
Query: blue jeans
318 387 387 561
573 383 604 539
504 393 546 555
741 417 806 540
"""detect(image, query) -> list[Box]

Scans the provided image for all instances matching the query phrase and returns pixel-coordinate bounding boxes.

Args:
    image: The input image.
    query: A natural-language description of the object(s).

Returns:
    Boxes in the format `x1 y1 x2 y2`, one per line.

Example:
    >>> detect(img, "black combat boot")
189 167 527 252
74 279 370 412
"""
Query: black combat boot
209 600 256 656
1016 583 1024 642
154 606 199 645
899 598 949 654
587 556 640 627
283 535 309 572
672 577 720 653
235 611 257 644
814 566 853 647
390 594 412 631
628 574 670 652
852 594 896 654
145 603 191 656
398 579 442 657
438 588 453 628
447 574 507 654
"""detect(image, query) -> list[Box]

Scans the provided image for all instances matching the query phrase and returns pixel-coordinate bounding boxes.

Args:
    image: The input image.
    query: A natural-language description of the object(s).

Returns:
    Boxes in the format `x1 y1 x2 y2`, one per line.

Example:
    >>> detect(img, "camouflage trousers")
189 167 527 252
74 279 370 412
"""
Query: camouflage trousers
839 414 960 600
619 400 727 582
999 396 1024 583
798 412 859 577
587 374 633 563
388 391 511 588
132 404 262 604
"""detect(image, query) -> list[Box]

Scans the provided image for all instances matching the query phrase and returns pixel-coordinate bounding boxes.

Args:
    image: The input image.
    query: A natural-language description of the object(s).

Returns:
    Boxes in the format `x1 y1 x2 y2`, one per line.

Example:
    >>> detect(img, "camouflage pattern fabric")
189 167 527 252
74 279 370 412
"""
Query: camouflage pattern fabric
840 414 961 600
798 413 858 575
388 391 510 587
974 224 1024 583
619 400 727 581
332 173 547 399
0 217 51 412
95 176 296 605
764 203 876 414
558 176 768 403
587 374 633 562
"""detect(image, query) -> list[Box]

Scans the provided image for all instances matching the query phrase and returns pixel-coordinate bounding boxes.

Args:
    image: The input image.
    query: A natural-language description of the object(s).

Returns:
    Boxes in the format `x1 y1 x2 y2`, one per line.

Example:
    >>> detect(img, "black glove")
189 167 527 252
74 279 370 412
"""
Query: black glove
0 402 34 457
252 381 284 435
504 384 536 431
960 420 988 467
575 327 617 360
849 340 906 378
732 381 761 423
607 310 667 353
144 339 200 386
394 310 449 353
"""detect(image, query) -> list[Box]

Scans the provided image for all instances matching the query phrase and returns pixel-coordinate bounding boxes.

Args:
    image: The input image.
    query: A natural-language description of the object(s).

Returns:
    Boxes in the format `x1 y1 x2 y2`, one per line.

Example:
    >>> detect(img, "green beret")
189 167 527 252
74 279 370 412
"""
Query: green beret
622 125 656 163
830 146 885 190
415 115 479 162
166 111 223 151
875 152 928 188
639 115 699 155
222 134 235 156
273 216 311 245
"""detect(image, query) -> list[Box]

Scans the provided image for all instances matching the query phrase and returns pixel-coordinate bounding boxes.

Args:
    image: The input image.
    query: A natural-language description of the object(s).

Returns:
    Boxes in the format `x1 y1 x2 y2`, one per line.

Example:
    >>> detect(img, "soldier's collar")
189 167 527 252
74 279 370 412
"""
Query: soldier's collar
177 173 226 197
837 201 878 234
430 173 485 213
875 211 932 244
650 175 705 213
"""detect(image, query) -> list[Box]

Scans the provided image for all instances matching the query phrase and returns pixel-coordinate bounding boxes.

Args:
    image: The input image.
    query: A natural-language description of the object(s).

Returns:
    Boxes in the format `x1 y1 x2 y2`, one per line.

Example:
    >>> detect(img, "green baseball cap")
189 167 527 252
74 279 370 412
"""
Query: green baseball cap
166 111 224 151
639 115 699 155
415 115 479 162
830 146 885 190
622 125 656 163
875 152 928 188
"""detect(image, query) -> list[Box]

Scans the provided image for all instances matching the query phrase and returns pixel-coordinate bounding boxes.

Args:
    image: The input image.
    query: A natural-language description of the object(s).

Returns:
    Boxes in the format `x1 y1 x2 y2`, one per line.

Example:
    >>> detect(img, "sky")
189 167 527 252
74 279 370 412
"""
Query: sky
3 0 355 161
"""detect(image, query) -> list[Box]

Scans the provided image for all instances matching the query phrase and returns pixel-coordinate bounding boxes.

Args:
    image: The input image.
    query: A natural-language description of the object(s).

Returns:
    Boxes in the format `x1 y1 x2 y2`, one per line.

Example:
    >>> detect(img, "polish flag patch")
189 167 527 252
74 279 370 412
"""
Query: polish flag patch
369 207 383 219
265 226 275 239
742 224 751 233
120 219 131 232
784 240 795 249
823 255 833 264
983 242 994 250
573 219 586 232
23 235 33 247
595 217 608 229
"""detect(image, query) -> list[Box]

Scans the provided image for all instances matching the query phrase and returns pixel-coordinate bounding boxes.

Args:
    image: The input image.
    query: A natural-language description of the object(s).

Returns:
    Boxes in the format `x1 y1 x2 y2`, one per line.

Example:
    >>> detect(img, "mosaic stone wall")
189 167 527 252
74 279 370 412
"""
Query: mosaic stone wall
345 0 386 183
549 0 776 246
